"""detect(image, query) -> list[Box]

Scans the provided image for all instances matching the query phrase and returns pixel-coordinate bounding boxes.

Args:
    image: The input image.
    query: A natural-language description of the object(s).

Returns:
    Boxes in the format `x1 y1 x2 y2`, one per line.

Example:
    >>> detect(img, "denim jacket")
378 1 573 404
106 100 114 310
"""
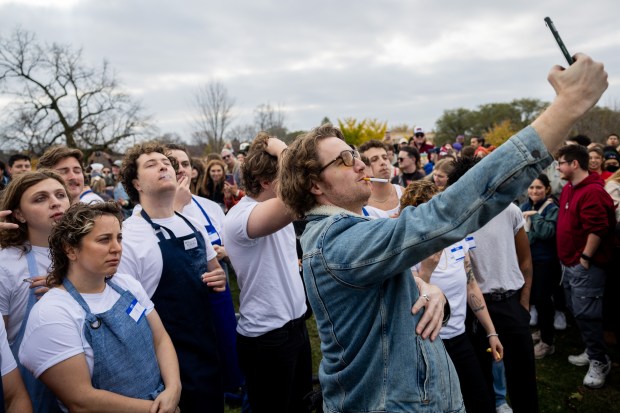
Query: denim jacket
301 126 551 412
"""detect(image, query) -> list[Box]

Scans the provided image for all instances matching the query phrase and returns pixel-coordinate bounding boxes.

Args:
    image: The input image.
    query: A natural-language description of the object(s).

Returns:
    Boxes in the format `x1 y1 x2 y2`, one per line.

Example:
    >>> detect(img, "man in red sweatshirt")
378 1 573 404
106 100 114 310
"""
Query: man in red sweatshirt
556 144 616 389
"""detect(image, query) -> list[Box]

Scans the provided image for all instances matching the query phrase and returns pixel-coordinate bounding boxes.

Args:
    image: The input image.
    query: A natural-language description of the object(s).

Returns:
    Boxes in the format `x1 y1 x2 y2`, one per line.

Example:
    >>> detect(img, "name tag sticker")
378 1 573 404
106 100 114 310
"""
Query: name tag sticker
184 237 198 250
126 298 146 323
450 245 465 262
465 236 476 250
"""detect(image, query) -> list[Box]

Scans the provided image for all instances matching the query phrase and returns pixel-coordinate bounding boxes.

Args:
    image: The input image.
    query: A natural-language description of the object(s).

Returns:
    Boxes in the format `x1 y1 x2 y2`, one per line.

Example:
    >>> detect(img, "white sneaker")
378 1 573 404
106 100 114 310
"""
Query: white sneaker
496 402 513 413
529 305 538 327
568 350 590 366
583 356 611 388
554 311 567 330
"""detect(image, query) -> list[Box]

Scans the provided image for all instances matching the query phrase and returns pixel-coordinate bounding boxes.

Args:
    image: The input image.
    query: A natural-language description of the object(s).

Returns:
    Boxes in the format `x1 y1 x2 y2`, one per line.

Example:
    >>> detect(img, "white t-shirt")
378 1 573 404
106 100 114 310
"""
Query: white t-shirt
223 196 306 337
467 204 526 294
79 190 104 204
1 316 17 377
0 245 51 345
365 185 403 219
118 212 217 297
18 273 153 379
414 240 470 339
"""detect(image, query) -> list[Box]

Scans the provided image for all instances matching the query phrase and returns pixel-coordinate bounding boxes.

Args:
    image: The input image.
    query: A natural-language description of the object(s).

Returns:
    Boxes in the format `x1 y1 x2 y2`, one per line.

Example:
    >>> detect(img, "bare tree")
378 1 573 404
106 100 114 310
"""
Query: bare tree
0 28 153 156
192 81 235 153
254 102 287 138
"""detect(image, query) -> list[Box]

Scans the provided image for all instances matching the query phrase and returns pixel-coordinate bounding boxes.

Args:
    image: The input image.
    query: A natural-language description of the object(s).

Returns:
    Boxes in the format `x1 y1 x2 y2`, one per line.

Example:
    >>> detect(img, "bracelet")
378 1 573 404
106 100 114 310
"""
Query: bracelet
580 253 591 261
487 333 499 338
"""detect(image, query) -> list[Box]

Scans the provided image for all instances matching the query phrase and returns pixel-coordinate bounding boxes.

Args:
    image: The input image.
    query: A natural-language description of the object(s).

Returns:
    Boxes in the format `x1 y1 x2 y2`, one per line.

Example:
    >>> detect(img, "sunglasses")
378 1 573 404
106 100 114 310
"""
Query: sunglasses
222 155 232 159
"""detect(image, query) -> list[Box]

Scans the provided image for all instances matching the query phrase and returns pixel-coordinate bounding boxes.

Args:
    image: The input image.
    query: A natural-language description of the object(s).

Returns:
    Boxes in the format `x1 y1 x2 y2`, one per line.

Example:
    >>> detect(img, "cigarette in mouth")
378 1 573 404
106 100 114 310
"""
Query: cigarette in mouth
362 177 389 183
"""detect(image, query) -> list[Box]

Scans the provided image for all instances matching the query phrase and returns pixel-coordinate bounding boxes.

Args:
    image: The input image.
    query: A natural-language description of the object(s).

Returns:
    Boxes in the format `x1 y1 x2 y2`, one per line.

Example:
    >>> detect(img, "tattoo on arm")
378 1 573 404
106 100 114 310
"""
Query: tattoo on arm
469 294 485 313
465 258 475 284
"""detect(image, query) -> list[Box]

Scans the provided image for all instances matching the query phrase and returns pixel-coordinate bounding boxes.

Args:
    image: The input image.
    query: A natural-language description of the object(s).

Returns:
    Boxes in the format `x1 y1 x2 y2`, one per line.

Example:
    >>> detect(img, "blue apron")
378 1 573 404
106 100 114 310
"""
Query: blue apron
191 197 243 394
140 210 223 412
10 250 61 413
63 278 164 400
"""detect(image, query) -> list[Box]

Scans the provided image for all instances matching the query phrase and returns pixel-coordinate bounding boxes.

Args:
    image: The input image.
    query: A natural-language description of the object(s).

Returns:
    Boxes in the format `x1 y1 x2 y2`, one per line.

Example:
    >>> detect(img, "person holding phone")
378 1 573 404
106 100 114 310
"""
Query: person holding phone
199 160 244 213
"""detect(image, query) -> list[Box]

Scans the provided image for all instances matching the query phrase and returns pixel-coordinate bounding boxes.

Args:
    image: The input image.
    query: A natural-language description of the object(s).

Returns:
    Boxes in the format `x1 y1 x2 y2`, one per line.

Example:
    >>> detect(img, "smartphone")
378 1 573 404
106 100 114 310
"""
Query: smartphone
225 174 235 185
544 17 574 65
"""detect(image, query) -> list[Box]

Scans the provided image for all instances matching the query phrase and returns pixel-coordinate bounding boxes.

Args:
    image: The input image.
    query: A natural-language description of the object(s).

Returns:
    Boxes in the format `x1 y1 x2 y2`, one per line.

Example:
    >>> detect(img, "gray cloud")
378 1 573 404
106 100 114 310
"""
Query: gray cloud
1 0 619 141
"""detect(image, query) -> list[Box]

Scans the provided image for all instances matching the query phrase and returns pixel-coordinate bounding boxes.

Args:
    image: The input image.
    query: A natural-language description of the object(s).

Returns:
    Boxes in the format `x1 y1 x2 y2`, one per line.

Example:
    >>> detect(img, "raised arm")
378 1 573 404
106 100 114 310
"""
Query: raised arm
532 53 608 154
246 138 296 239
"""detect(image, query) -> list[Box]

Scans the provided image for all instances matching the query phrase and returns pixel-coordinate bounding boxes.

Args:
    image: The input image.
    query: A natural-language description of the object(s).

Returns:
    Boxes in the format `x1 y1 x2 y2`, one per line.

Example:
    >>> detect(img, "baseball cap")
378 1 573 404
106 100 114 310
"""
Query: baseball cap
414 127 424 136
399 137 408 144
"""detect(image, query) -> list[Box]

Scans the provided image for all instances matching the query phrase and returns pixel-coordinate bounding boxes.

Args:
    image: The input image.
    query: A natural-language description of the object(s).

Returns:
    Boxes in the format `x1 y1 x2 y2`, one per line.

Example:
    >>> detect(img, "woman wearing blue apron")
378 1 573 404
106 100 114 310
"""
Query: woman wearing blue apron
18 202 181 413
0 171 73 413
140 207 225 412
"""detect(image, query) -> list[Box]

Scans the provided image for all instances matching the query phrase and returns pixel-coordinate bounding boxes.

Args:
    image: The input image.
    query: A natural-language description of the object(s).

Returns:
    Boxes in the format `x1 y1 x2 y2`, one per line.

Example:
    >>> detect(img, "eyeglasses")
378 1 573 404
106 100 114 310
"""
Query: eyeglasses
319 150 360 174
557 160 570 165
398 157 407 162
222 155 232 160
415 134 424 138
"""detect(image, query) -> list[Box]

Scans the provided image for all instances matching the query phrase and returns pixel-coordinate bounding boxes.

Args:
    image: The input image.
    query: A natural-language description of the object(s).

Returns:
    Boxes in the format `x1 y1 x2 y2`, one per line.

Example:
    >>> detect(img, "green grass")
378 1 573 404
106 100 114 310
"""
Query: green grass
225 270 620 412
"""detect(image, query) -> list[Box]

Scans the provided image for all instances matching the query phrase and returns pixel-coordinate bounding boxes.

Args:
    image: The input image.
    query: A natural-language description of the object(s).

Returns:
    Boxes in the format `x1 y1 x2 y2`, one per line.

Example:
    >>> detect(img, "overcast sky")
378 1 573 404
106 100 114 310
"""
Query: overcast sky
1 0 619 142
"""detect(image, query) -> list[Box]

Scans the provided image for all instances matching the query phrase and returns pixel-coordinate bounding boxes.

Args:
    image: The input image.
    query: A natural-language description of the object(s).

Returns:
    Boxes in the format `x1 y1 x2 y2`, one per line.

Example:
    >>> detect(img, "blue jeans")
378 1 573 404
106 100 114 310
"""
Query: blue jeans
562 263 608 362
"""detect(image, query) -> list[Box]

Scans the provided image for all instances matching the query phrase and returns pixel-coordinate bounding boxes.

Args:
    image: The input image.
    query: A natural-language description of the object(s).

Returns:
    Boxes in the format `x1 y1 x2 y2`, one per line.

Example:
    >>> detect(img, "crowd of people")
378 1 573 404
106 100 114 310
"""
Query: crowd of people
0 53 617 413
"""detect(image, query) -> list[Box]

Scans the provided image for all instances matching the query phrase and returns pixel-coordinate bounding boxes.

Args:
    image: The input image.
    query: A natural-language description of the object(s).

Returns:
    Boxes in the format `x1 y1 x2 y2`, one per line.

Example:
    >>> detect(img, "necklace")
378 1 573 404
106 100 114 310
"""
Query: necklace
370 186 394 204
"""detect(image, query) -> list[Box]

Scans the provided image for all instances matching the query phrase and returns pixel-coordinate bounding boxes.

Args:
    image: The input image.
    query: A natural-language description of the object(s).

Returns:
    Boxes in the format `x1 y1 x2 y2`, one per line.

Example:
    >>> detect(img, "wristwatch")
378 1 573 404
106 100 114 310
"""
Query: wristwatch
580 253 592 261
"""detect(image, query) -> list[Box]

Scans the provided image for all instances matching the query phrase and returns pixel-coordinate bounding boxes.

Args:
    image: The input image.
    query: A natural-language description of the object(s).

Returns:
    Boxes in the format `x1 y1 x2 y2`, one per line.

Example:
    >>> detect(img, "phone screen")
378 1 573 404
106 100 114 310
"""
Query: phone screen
225 174 235 185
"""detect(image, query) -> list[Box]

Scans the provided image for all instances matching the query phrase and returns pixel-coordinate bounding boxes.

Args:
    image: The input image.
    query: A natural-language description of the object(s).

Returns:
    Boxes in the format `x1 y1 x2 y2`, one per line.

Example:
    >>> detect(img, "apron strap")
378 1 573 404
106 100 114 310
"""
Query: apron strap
140 209 200 241
62 278 100 327
191 197 222 246
79 190 93 201
11 250 39 355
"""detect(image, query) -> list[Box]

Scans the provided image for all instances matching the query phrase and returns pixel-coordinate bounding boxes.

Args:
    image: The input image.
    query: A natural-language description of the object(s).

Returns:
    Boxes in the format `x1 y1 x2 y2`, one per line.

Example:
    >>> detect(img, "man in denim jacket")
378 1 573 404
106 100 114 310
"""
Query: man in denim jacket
278 54 607 412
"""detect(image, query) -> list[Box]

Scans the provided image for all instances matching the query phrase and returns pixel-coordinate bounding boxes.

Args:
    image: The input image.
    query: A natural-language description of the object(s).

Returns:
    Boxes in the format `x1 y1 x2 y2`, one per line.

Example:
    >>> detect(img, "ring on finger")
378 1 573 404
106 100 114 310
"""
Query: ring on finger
422 294 430 302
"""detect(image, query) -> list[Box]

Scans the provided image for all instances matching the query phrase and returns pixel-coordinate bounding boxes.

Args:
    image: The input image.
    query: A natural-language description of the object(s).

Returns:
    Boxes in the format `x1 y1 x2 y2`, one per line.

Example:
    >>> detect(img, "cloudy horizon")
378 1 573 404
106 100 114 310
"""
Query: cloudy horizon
1 0 619 143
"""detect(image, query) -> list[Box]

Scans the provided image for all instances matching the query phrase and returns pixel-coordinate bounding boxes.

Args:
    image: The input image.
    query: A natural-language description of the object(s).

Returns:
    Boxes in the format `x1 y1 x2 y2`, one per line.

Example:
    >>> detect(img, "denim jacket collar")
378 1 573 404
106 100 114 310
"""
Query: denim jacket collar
307 204 365 218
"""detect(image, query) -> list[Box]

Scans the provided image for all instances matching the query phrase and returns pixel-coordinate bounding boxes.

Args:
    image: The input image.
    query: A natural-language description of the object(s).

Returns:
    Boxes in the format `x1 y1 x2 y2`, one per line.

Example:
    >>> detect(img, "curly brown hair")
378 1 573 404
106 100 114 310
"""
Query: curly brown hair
36 146 83 169
241 132 279 197
399 180 439 212
0 170 68 252
47 202 122 287
120 141 178 203
278 124 345 219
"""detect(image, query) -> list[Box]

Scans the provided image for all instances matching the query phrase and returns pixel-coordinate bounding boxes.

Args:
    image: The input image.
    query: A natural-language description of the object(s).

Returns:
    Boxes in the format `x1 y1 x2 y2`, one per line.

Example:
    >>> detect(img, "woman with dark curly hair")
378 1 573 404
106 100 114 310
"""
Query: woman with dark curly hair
0 170 71 413
18 202 181 413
